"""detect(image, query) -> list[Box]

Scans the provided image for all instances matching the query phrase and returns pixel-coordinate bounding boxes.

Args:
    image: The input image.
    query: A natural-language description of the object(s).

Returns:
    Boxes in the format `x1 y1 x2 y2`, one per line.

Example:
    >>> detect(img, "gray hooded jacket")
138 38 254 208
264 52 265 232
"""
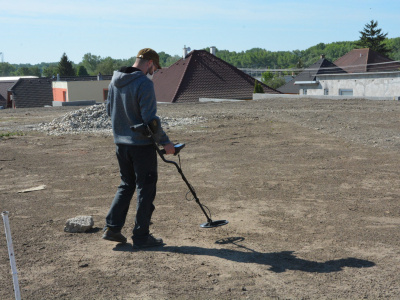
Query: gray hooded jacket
106 67 170 146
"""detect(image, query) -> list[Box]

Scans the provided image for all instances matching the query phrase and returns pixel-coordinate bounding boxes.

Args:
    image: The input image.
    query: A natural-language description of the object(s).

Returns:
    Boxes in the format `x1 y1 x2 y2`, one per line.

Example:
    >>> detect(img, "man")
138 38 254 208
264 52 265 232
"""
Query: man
103 48 175 249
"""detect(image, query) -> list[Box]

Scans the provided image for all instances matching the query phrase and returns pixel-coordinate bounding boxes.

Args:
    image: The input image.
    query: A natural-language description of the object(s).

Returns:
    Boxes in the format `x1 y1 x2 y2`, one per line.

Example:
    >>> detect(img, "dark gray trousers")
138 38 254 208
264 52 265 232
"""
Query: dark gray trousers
105 144 157 243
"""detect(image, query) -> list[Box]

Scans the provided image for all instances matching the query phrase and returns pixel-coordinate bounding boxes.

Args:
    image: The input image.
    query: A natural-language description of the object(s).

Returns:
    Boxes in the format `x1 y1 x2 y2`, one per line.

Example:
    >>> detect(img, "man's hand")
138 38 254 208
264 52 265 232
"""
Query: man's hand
163 143 175 155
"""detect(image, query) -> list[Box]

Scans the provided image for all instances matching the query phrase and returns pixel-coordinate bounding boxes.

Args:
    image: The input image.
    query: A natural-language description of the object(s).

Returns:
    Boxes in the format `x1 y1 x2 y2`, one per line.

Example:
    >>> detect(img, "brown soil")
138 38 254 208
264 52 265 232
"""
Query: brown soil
1 98 400 299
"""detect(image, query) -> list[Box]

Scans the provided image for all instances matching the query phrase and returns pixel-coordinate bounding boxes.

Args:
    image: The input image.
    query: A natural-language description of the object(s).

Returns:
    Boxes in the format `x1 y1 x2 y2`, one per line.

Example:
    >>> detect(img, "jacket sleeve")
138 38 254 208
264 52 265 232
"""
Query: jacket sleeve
106 83 113 117
137 80 171 145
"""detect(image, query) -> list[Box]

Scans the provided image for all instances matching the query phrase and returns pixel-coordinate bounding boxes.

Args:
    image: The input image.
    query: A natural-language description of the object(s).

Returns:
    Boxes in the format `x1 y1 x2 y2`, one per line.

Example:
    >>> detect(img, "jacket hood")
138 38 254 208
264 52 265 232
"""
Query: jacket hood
111 67 145 88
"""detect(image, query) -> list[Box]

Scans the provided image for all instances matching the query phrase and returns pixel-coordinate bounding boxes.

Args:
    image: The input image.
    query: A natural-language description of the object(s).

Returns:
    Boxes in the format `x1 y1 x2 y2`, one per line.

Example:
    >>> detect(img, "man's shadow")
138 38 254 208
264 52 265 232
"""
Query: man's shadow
114 237 375 273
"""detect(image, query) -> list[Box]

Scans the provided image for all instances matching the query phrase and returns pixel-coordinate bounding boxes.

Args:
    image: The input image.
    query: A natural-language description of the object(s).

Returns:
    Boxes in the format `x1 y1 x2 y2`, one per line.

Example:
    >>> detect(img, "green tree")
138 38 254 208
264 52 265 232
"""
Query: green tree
82 53 101 75
77 65 89 76
165 55 180 67
266 76 286 89
0 63 16 76
13 66 41 77
29 66 41 77
261 69 274 82
96 57 118 75
384 37 400 61
261 70 286 90
158 51 171 67
355 20 391 56
123 57 136 67
296 59 304 69
15 67 29 76
58 53 75 76
253 80 264 93
42 64 58 77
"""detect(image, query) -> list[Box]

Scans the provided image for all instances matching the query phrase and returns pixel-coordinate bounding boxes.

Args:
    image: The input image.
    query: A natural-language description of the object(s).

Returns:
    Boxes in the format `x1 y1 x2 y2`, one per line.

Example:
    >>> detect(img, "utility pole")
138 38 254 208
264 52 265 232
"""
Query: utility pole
0 52 3 63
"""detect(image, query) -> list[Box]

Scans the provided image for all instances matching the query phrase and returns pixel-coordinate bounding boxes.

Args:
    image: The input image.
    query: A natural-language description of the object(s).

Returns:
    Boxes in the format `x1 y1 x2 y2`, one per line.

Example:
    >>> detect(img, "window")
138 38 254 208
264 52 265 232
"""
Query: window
324 89 329 95
339 89 353 96
103 89 109 101
303 89 307 95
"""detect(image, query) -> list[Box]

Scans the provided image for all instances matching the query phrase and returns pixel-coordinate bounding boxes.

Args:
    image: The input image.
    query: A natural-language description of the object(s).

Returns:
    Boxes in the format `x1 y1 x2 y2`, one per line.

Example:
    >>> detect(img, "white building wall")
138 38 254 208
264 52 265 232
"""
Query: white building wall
316 72 400 98
52 80 110 102
300 83 323 96
66 81 110 102
53 81 68 89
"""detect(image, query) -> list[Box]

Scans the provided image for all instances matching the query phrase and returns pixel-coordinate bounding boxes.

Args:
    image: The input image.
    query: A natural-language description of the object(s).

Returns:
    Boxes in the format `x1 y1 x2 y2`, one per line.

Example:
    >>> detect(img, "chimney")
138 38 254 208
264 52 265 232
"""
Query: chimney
57 74 60 81
320 54 325 59
210 46 216 56
183 45 188 60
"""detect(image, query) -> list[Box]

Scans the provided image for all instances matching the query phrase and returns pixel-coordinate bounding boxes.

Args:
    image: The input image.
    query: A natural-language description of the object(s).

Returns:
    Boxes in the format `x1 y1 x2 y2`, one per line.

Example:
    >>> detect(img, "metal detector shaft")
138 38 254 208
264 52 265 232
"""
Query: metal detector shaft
131 123 212 222
130 123 228 228
157 153 212 223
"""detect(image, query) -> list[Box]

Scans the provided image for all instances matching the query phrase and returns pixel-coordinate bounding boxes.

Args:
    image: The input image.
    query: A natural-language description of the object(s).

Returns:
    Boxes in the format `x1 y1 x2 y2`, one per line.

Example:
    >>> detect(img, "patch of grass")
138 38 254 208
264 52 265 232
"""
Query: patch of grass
0 117 20 122
0 131 24 138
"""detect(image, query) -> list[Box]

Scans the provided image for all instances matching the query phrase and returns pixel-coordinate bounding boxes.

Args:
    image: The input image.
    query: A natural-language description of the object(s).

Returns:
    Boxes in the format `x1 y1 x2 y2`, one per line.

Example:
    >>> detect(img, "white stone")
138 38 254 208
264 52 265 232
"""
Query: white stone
64 215 94 233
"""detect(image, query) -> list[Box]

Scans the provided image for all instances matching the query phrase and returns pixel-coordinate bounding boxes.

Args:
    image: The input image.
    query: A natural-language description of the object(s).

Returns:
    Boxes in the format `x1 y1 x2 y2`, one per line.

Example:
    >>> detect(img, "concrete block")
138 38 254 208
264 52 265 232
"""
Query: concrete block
64 216 94 233
53 100 97 107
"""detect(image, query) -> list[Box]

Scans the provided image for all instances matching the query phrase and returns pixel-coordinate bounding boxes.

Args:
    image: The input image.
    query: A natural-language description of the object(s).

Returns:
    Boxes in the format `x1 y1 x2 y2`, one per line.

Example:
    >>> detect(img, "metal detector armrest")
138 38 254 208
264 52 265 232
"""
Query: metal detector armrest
130 124 150 136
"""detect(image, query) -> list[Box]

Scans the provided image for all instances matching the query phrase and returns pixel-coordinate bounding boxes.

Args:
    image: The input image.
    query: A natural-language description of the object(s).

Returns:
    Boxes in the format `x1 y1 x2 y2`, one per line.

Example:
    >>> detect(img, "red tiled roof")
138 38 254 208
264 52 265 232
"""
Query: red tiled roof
334 48 400 73
153 50 280 103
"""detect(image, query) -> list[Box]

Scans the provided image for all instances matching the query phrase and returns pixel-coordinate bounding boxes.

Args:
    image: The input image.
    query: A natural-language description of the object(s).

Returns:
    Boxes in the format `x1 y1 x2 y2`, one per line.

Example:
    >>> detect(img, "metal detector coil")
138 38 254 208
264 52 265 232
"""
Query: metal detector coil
131 121 228 229
200 220 229 228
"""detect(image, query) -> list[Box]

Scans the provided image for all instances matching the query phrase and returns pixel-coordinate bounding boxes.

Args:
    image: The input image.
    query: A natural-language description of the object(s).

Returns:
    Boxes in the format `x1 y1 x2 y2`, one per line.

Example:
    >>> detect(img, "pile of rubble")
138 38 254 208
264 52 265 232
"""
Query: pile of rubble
35 104 206 135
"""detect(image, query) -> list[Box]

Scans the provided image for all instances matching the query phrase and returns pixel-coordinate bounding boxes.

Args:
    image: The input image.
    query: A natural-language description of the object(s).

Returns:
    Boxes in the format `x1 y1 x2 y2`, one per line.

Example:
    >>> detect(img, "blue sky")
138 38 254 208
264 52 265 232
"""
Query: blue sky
1 0 399 64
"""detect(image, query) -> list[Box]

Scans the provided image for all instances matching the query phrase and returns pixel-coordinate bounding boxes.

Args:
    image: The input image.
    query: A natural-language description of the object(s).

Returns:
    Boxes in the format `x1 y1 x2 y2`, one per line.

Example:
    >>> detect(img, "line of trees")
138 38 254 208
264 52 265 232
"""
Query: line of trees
216 20 399 72
213 38 400 71
0 52 182 77
1 20 399 78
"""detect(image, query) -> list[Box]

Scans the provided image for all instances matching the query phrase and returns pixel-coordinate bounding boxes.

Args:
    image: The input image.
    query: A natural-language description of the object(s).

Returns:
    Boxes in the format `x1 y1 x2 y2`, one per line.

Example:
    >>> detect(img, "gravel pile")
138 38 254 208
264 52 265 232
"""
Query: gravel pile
35 104 207 135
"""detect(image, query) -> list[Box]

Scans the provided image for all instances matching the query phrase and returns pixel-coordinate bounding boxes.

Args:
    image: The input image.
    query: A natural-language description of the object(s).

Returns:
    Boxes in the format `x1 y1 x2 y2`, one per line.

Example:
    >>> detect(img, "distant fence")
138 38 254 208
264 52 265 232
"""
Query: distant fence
239 68 302 77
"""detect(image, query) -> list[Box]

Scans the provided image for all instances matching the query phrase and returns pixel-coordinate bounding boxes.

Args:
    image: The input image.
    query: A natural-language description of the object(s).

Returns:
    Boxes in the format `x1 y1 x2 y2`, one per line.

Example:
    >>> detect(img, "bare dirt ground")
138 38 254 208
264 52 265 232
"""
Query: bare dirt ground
1 98 400 299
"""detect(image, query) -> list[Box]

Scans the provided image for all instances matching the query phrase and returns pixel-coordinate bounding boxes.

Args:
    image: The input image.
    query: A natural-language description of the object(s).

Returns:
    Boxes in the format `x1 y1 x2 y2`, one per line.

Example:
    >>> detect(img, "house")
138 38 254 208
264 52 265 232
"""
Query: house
52 74 111 106
4 75 111 108
277 55 346 95
153 48 280 103
305 49 400 98
0 80 17 108
0 77 38 108
8 78 54 108
278 49 400 98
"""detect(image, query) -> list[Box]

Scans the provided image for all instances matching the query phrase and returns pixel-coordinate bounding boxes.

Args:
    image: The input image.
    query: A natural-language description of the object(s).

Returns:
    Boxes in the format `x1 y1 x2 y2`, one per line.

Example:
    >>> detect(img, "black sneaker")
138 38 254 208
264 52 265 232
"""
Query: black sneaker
133 234 163 249
102 228 127 243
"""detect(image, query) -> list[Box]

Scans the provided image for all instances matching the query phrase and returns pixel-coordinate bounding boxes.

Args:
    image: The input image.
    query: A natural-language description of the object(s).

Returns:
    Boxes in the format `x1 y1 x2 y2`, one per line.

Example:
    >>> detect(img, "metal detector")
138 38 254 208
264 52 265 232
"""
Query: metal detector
131 121 228 229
